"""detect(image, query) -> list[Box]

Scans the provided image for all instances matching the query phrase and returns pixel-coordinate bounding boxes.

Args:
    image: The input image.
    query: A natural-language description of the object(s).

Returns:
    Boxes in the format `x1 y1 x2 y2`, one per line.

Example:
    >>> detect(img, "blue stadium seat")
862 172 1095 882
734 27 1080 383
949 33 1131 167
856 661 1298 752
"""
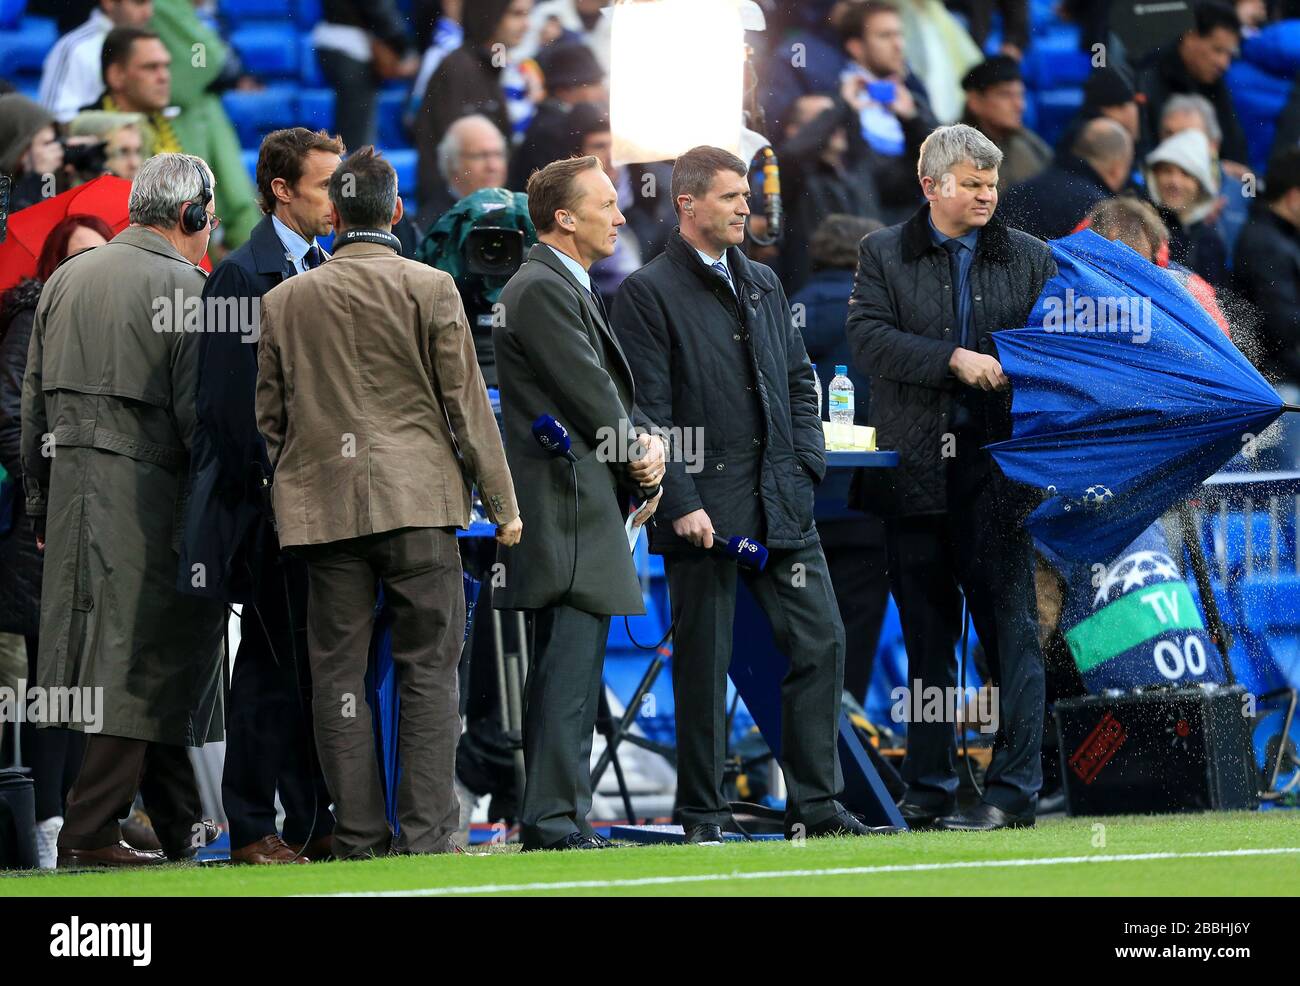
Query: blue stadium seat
1030 87 1084 148
297 0 323 26
220 0 293 22
377 89 408 148
387 148 417 197
1022 47 1091 89
241 148 259 187
300 39 325 87
221 84 300 146
230 24 300 78
0 0 26 30
0 16 56 74
297 87 336 132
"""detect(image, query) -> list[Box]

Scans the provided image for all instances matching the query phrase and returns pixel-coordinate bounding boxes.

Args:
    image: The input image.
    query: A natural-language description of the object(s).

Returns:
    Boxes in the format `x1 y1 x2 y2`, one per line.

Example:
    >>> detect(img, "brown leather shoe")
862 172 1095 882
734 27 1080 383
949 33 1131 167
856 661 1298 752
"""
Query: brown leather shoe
230 834 310 865
58 841 168 869
290 834 334 861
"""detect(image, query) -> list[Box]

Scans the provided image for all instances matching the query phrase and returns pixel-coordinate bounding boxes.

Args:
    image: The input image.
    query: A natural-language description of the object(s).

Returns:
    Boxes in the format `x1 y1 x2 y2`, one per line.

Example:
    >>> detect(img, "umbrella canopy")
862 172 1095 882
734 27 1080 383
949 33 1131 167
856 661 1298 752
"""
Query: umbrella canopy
0 175 132 293
987 229 1286 564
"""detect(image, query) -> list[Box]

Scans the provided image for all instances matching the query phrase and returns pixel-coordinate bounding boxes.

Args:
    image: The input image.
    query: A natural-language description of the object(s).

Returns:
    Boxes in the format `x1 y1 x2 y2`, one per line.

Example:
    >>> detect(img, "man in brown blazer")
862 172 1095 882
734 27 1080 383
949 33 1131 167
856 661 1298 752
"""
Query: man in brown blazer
256 146 521 859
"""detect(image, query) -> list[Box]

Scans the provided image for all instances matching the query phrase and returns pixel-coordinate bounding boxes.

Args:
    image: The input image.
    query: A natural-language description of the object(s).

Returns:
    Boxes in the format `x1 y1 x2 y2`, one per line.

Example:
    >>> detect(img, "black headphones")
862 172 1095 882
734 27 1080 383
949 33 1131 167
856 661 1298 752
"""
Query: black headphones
181 159 212 235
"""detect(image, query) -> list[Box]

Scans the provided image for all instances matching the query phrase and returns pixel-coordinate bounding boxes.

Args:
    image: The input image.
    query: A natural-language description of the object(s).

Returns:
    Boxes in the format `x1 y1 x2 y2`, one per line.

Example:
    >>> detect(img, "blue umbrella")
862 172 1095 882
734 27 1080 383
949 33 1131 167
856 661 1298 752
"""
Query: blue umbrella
987 229 1296 565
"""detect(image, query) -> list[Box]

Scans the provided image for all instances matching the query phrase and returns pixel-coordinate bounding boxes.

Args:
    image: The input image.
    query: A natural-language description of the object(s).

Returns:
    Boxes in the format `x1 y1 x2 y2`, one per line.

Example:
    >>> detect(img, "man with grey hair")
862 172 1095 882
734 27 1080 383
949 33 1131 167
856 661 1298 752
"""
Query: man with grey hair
846 123 1056 832
256 147 520 858
420 114 510 228
21 152 226 868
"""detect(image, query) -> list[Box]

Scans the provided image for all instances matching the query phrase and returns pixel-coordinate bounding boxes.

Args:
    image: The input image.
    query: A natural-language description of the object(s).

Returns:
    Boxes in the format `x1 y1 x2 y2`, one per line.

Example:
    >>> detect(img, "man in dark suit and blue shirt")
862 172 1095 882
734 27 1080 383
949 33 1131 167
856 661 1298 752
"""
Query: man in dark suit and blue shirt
613 146 880 844
179 128 344 864
493 156 665 851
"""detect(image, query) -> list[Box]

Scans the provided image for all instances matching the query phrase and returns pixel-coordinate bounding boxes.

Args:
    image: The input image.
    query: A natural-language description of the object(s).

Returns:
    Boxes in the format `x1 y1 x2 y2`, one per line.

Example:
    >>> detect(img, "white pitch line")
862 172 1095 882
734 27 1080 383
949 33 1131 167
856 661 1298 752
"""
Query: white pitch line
303 846 1300 897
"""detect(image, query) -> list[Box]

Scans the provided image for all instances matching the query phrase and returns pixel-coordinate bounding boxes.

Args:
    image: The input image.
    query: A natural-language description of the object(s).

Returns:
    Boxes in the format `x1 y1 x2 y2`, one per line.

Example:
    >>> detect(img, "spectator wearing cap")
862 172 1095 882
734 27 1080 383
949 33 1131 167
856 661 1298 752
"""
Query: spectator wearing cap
0 94 64 212
510 42 605 189
1234 147 1300 385
960 55 1051 192
1136 0 1247 173
1055 66 1142 155
1000 117 1134 240
1144 126 1228 286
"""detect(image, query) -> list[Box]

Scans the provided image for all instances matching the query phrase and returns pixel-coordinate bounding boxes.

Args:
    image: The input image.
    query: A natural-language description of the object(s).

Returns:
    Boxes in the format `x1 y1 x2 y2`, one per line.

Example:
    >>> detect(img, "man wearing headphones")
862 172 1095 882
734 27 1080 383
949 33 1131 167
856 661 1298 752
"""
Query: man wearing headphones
22 153 228 868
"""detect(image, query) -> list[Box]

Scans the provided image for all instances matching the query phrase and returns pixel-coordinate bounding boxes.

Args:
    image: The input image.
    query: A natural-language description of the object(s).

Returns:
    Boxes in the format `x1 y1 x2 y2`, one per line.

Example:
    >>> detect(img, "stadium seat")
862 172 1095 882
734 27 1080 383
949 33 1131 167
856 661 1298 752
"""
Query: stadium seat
0 0 26 30
297 87 336 132
219 0 293 23
387 148 417 197
240 148 258 187
300 39 325 87
0 16 56 74
297 0 323 26
221 84 301 146
377 89 408 149
1030 87 1084 148
1022 47 1091 89
230 24 301 78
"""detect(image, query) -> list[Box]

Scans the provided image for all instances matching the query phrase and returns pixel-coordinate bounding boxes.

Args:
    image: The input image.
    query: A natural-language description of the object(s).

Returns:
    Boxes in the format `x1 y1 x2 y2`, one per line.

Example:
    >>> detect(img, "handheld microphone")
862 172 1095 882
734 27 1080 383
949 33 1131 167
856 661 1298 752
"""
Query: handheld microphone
532 414 577 463
708 533 769 571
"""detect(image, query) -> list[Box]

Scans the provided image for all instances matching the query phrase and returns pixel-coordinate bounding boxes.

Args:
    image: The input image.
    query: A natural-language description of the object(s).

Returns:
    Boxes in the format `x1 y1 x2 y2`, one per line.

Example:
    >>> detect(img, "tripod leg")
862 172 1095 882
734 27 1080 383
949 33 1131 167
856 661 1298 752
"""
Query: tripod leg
594 686 637 822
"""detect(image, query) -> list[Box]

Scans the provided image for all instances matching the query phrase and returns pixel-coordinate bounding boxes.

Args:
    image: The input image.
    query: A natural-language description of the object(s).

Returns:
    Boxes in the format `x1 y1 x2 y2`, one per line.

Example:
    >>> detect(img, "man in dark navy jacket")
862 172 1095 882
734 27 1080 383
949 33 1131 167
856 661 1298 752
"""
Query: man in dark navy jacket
179 128 343 864
614 147 881 844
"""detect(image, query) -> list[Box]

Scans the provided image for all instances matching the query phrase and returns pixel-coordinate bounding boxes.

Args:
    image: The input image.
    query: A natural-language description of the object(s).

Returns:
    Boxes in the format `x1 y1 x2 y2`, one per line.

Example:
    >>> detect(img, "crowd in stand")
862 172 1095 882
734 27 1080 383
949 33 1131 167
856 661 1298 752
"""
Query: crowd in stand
5 0 1300 863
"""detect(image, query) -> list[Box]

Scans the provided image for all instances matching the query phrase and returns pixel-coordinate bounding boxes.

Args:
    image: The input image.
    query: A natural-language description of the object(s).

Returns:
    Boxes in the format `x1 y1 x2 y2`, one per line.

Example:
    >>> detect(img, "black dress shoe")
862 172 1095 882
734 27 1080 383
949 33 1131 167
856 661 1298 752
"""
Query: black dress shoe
588 832 617 848
683 823 725 845
795 809 901 839
525 832 602 852
896 799 956 828
937 802 1035 832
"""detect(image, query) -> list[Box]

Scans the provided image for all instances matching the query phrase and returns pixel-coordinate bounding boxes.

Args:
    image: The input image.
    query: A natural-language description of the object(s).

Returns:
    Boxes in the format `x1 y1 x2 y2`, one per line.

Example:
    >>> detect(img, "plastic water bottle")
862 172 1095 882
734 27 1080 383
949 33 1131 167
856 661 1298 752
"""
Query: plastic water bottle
829 365 854 429
811 363 823 419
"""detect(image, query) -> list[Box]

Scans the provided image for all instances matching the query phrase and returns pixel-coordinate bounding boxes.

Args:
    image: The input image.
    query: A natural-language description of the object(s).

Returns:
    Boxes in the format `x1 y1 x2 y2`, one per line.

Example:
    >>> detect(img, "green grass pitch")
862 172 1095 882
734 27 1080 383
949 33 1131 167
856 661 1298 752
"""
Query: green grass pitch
2 813 1297 897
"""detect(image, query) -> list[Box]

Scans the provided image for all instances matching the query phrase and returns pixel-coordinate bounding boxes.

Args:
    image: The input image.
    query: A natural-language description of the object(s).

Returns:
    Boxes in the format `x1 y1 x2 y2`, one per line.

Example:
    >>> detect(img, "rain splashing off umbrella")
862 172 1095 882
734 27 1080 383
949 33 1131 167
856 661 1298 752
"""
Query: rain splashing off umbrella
986 229 1295 565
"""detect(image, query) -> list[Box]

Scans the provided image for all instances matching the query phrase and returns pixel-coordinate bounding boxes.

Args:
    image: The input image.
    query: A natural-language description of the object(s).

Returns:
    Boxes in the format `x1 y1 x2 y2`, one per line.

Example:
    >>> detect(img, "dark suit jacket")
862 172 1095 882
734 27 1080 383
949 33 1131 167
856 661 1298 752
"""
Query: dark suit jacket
492 244 646 616
178 214 307 602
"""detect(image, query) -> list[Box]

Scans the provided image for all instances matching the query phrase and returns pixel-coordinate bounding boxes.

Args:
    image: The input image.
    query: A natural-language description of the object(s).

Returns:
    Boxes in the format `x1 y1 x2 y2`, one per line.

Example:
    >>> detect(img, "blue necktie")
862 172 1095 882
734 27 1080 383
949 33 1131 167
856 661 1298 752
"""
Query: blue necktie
711 259 735 295
942 239 968 349
304 244 323 270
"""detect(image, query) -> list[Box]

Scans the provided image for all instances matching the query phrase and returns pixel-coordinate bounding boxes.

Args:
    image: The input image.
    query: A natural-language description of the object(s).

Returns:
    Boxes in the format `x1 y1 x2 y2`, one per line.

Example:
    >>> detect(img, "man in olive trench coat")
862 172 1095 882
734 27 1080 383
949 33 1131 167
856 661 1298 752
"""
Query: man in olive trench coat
20 153 226 868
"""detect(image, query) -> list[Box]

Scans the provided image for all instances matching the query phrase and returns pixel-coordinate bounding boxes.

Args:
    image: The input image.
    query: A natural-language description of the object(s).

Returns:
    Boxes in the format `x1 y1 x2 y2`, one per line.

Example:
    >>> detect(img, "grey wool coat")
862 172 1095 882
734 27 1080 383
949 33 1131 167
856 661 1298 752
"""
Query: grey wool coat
20 226 226 745
492 244 648 616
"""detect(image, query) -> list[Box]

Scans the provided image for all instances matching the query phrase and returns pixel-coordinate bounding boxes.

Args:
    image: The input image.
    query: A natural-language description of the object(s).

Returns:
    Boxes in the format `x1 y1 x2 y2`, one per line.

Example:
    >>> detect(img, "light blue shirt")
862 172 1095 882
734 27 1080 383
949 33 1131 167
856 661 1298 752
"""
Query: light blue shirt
695 247 735 294
546 244 592 292
272 215 319 275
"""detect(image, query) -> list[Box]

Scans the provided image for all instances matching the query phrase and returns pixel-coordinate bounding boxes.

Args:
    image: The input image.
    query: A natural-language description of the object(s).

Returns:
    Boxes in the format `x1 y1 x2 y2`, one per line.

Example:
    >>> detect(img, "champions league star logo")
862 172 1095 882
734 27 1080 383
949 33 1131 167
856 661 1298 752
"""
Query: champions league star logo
1092 550 1181 609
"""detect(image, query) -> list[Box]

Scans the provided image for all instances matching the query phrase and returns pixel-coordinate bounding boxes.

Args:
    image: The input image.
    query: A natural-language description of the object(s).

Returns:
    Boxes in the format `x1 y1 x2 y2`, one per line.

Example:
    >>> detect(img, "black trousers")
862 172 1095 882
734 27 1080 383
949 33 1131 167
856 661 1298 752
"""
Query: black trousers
665 541 846 829
58 734 201 857
519 605 610 849
886 455 1045 814
820 518 891 705
19 635 84 822
299 527 465 859
220 551 333 849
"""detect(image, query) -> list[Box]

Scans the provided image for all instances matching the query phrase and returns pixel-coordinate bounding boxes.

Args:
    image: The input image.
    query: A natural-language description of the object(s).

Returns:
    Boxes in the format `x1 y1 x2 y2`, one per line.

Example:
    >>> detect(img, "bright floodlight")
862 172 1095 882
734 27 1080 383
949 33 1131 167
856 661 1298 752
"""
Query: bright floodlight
609 0 746 166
